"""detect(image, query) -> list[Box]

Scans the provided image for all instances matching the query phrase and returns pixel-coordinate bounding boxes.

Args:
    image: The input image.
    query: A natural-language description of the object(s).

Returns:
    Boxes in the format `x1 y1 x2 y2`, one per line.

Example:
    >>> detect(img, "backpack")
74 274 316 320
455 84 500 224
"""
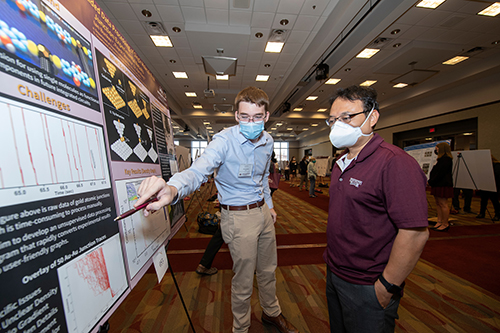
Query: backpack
197 212 220 235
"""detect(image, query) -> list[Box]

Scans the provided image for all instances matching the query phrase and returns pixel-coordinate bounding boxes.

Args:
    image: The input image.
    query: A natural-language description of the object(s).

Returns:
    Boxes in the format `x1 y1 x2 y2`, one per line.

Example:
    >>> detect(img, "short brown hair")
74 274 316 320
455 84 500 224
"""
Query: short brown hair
235 87 269 112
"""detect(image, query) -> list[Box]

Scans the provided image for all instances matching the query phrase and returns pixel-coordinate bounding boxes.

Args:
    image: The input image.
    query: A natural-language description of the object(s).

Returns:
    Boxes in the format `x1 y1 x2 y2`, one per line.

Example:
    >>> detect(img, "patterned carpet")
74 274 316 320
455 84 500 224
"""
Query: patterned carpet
107 179 500 332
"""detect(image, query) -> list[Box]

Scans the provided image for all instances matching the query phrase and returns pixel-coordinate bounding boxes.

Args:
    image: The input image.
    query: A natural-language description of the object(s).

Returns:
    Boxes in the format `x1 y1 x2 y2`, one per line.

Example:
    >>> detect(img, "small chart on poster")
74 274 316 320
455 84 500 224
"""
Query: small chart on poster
58 234 128 333
115 178 171 278
0 96 110 206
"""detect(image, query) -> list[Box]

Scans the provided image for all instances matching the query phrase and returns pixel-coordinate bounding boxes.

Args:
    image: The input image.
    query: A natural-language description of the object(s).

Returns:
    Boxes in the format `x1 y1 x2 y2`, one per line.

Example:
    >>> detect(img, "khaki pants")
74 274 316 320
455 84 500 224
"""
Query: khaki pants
221 203 281 332
298 174 309 189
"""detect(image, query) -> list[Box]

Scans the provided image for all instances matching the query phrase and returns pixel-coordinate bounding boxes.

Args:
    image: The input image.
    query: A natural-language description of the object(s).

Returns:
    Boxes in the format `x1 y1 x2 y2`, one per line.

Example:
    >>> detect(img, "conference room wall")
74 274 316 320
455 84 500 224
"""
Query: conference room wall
376 101 500 159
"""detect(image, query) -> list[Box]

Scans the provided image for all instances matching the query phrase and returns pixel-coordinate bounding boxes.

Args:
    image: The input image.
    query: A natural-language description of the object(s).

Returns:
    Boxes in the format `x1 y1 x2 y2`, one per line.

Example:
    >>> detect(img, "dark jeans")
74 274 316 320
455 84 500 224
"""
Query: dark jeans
452 188 473 211
199 226 224 269
326 268 401 333
309 177 316 196
479 191 500 217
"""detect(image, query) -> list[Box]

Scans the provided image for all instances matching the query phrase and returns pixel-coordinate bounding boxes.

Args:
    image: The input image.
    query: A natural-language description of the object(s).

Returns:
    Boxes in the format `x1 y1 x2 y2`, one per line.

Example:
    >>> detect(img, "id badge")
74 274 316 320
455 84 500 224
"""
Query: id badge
238 164 253 177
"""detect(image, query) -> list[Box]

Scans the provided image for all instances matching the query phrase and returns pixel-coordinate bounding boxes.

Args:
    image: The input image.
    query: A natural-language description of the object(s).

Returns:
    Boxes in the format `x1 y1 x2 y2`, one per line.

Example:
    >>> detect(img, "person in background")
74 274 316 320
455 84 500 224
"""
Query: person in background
451 188 473 214
476 155 500 221
284 161 290 181
428 142 454 231
298 155 309 191
269 152 280 197
307 157 317 197
134 87 298 333
324 85 429 333
289 156 298 186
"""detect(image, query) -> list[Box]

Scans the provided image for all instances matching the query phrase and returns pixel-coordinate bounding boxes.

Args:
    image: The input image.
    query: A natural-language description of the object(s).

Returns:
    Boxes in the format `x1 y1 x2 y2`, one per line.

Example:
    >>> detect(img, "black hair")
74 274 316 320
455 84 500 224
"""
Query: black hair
329 85 379 114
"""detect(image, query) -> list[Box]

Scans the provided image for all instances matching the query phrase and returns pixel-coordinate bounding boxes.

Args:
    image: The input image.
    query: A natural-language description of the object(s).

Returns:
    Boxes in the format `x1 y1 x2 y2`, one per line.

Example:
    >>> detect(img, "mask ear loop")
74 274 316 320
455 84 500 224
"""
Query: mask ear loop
359 105 375 137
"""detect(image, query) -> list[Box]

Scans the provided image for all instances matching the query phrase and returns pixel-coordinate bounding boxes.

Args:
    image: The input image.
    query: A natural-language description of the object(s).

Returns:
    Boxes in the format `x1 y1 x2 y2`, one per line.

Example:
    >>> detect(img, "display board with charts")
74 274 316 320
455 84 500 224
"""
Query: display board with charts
0 1 185 332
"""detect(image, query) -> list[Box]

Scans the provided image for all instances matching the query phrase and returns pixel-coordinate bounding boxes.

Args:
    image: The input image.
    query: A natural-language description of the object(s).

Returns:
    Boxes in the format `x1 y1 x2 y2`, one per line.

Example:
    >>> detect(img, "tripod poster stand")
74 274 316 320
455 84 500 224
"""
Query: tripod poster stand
452 150 496 220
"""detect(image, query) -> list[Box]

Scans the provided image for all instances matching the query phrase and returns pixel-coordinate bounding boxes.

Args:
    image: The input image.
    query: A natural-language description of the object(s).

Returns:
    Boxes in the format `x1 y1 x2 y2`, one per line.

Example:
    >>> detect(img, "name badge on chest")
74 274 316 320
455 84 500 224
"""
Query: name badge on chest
238 164 253 177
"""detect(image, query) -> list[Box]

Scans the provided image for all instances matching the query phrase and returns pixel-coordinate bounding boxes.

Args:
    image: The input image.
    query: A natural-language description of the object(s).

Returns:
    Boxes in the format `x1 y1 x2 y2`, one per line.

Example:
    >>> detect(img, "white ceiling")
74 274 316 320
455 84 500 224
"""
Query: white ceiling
95 0 500 140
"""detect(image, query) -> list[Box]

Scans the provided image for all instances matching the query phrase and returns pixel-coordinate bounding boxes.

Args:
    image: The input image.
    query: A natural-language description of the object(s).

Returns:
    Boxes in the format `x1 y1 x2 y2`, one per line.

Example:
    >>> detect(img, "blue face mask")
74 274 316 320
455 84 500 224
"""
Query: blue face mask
239 121 264 140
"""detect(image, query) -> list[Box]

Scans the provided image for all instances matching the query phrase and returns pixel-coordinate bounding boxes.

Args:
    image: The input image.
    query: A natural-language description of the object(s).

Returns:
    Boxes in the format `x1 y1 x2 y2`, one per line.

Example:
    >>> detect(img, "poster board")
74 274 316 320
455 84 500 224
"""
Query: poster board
0 1 184 333
452 150 496 192
404 140 450 180
315 157 330 177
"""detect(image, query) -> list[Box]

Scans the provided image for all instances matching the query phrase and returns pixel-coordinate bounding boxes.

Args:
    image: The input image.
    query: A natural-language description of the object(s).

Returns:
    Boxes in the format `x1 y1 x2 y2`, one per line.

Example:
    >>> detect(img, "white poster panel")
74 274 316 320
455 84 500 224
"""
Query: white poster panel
452 150 496 192
404 140 450 180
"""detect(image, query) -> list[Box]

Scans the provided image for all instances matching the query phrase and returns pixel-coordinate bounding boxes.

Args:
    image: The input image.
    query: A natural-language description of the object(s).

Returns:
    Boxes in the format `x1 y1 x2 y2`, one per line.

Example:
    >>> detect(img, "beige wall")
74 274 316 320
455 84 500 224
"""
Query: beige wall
377 102 500 158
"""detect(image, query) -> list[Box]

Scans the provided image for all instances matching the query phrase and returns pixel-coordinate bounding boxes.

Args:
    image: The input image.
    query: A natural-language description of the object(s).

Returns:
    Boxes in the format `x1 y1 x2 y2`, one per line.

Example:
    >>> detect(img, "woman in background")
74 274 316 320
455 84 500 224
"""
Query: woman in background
269 152 280 197
307 157 317 198
428 142 454 231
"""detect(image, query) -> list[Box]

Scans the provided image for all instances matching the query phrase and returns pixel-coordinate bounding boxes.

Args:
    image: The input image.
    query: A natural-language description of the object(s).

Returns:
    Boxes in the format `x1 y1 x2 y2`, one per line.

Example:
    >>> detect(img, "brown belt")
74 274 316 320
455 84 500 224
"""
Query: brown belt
220 199 265 211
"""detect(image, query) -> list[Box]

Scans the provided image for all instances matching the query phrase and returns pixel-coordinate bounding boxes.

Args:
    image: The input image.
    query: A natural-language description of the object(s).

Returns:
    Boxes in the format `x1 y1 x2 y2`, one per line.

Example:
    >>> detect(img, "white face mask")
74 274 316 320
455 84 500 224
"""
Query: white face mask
329 108 374 148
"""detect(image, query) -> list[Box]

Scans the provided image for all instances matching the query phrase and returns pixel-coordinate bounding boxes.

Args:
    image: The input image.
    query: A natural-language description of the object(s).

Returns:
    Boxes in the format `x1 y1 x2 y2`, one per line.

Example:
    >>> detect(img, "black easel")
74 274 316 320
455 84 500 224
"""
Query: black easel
453 152 493 220
166 241 197 333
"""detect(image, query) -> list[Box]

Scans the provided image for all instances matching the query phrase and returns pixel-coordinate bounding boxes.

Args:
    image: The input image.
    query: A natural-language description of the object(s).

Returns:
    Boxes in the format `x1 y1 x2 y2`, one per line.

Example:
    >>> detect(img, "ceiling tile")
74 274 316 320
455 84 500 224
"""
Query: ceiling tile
272 14 297 30
206 8 229 25
104 2 138 20
117 19 147 35
248 40 265 52
181 6 207 23
253 0 279 12
170 36 190 48
129 33 155 46
251 12 275 29
128 0 154 4
156 5 184 21
418 10 456 28
230 10 252 26
312 16 326 32
129 3 163 21
204 0 228 10
287 30 309 44
153 0 179 4
293 15 318 31
301 0 329 16
277 0 304 15
180 0 204 7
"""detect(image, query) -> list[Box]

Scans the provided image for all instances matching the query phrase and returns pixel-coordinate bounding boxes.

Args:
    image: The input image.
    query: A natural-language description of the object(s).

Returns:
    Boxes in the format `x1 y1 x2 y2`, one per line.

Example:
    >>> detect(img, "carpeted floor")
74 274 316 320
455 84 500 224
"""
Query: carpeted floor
106 178 500 332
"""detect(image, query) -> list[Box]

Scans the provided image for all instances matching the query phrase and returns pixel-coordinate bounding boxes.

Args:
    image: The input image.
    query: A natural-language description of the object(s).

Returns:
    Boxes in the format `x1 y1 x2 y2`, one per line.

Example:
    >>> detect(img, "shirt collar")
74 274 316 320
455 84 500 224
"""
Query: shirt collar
355 133 383 162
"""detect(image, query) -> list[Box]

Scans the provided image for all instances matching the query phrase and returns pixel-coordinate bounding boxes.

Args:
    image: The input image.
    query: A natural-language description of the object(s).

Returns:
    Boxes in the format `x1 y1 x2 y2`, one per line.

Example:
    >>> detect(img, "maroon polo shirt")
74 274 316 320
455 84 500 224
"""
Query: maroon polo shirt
323 134 428 285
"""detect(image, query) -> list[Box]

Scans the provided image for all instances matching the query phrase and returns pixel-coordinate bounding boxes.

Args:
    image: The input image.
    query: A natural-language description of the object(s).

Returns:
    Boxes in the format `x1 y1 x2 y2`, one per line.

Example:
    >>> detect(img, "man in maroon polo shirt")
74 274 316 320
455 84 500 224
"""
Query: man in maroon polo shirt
323 86 429 333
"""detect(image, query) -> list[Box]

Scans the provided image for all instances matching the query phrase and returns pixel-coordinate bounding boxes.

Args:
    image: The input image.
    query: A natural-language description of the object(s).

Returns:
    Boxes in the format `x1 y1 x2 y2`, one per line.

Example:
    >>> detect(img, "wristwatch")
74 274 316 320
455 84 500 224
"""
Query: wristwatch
377 274 405 296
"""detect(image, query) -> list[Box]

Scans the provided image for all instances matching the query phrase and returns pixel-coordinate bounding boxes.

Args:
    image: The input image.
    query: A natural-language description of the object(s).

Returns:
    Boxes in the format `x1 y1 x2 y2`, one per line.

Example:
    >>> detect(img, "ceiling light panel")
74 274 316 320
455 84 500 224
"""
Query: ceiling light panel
325 78 341 85
185 92 197 97
442 56 468 65
317 108 327 112
150 35 173 47
293 108 303 111
173 72 188 79
416 0 446 9
265 42 285 53
360 80 377 86
306 96 318 101
478 3 500 16
256 75 269 81
216 75 229 80
393 83 408 88
356 48 380 59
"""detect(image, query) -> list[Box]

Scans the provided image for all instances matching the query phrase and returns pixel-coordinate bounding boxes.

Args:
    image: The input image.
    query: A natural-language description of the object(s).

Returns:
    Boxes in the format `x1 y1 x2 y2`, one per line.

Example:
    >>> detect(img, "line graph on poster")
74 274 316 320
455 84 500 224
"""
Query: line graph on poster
115 177 171 279
57 234 128 333
0 96 111 207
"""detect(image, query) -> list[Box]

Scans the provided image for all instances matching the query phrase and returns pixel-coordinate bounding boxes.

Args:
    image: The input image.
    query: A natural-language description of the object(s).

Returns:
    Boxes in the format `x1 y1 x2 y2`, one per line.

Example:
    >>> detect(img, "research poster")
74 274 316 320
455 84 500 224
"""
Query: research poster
0 0 183 332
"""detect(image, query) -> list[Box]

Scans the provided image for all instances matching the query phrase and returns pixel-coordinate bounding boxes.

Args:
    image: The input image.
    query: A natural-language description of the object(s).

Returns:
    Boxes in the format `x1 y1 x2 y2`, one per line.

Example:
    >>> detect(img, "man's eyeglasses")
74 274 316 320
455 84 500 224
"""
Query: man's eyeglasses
325 111 366 127
238 114 265 122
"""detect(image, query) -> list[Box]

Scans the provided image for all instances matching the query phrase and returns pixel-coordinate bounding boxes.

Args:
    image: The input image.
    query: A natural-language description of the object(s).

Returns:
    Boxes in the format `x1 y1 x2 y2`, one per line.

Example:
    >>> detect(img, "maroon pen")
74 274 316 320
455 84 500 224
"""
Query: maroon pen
114 197 159 221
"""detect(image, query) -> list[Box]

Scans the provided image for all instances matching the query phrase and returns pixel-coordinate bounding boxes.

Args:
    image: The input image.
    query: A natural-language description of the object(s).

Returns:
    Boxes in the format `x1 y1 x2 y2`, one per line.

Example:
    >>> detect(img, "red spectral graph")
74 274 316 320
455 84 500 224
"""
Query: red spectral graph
0 96 111 206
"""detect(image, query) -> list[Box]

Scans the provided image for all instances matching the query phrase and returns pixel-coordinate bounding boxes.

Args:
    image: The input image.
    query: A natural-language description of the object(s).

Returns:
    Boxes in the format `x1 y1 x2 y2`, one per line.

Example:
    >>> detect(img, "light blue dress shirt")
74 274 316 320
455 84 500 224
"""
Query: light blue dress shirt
167 125 275 209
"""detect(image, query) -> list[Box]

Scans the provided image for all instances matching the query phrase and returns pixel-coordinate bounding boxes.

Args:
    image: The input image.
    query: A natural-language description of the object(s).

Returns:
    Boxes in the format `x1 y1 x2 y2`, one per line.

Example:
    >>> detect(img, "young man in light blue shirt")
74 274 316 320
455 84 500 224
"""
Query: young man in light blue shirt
135 87 299 333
